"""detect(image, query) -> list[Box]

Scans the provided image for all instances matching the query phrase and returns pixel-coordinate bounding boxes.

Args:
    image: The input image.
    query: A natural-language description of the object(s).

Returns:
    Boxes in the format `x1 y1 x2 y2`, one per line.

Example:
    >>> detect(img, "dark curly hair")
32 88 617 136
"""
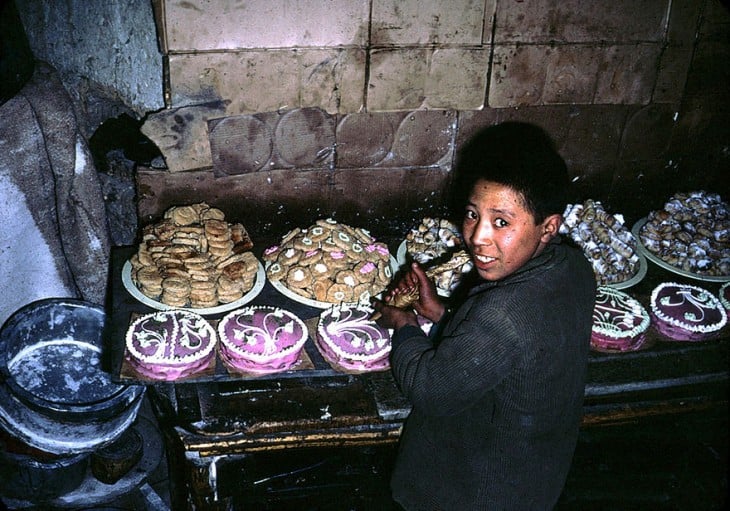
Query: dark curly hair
449 122 569 224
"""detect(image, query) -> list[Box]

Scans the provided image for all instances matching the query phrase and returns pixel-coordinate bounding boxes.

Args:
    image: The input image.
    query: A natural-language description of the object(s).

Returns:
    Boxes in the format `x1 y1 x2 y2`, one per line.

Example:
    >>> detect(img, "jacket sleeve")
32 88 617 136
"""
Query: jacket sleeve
389 298 521 416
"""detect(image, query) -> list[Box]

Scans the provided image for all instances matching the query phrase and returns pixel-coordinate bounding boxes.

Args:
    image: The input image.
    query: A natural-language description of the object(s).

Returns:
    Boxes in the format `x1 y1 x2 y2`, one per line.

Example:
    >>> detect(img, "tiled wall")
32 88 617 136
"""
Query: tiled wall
139 0 729 236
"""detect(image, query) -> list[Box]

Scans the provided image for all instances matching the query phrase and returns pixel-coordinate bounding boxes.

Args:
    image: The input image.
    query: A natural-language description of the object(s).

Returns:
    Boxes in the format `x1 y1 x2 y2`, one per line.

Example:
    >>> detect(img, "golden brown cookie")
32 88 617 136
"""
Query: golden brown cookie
352 283 372 303
217 288 244 304
335 269 358 288
307 226 330 243
324 250 349 270
377 262 393 285
313 278 333 302
331 230 353 251
266 262 285 281
364 242 391 262
201 207 226 221
280 227 301 245
355 227 375 245
203 219 229 237
316 218 339 231
262 245 281 263
277 247 302 266
293 236 316 252
354 260 378 283
170 205 199 226
221 261 250 280
299 248 322 266
161 276 190 296
326 283 353 303
160 293 188 307
319 238 340 252
208 240 235 259
311 262 330 276
286 267 312 289
189 286 217 305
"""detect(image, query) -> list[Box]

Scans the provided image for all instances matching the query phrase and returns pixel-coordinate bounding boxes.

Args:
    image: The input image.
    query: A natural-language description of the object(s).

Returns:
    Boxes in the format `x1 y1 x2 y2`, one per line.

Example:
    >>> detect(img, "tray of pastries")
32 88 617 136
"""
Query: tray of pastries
561 200 647 288
122 202 265 315
633 191 730 282
262 218 396 309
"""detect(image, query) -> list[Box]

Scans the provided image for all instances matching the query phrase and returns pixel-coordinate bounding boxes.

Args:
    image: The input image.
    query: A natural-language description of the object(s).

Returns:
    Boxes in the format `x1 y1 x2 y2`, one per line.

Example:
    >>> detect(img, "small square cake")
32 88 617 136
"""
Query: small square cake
591 286 650 352
217 306 308 374
650 282 727 341
718 282 730 311
316 303 392 373
125 310 217 381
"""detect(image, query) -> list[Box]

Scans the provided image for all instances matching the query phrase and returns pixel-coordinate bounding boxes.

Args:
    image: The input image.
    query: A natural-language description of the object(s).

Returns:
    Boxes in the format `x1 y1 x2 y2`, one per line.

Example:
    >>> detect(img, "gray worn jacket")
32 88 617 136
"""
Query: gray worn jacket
390 238 596 510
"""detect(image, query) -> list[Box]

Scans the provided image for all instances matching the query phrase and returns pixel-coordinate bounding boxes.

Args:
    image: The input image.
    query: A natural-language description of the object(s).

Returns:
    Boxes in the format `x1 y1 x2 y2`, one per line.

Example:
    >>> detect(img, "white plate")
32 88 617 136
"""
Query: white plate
122 259 266 315
632 218 730 283
396 240 409 267
266 257 398 309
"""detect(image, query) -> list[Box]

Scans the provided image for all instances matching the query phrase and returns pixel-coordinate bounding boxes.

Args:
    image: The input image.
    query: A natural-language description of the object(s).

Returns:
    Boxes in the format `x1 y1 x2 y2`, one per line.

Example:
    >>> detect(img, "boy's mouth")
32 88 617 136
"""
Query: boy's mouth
473 254 496 264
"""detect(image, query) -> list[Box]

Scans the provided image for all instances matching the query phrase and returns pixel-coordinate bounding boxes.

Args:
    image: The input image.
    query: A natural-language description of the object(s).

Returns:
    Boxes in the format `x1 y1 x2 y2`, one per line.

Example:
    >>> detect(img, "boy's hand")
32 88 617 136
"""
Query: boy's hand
406 262 447 322
383 262 446 323
371 299 419 331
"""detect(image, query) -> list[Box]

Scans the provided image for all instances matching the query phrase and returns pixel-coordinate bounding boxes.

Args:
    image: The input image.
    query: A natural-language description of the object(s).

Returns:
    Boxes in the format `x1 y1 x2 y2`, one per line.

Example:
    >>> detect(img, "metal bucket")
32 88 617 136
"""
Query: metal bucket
0 298 144 455
0 426 89 501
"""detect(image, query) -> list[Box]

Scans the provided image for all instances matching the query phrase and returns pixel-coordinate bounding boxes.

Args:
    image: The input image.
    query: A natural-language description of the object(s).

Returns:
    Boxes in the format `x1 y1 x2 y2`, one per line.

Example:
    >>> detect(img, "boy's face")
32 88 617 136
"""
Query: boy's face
462 179 561 281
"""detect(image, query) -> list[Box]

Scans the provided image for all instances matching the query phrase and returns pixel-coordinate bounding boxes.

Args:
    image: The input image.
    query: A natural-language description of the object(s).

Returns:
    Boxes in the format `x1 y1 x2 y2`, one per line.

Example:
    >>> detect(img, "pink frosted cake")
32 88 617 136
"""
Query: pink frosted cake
125 310 217 381
591 286 650 352
650 282 727 341
217 306 308 374
719 282 730 310
316 303 392 372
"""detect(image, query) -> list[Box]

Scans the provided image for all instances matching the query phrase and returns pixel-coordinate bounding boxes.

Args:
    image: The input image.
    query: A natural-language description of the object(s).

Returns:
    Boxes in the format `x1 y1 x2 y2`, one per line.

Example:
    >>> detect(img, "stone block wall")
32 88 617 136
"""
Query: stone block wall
19 0 727 238
137 0 729 236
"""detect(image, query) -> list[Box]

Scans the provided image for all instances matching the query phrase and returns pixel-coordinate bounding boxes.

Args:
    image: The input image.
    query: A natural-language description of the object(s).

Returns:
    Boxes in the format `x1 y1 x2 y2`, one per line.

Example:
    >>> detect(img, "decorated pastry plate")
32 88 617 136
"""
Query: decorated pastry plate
632 218 730 283
121 259 266 315
266 257 398 309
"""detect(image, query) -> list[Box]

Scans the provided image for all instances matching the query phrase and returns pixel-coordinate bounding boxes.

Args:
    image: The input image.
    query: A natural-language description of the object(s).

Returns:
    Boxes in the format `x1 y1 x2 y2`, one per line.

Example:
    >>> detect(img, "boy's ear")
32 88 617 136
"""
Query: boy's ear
540 214 562 242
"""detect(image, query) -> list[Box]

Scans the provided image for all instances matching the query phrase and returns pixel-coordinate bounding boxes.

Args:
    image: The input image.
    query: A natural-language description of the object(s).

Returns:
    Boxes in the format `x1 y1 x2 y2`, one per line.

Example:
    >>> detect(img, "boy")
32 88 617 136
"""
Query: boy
373 122 596 510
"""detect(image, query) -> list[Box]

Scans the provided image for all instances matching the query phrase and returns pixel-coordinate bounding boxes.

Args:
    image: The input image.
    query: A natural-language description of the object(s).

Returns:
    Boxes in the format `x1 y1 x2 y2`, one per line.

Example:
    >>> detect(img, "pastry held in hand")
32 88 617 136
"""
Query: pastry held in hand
384 250 472 314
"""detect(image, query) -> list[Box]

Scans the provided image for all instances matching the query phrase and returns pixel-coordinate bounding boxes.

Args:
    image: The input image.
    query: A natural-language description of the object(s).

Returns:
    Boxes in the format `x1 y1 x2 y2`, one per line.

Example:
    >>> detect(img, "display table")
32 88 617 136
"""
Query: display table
107 247 729 510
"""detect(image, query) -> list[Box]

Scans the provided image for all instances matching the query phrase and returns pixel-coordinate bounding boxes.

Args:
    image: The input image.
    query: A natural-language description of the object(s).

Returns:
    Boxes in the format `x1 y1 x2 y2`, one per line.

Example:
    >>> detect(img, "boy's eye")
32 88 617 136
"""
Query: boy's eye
495 218 508 228
465 210 477 220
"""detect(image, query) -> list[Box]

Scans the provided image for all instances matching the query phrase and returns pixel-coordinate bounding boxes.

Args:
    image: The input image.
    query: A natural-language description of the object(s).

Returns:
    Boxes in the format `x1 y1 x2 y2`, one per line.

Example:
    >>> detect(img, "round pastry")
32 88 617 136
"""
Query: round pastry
718 282 730 310
315 303 391 372
125 310 217 381
650 282 727 341
217 306 308 374
591 286 650 352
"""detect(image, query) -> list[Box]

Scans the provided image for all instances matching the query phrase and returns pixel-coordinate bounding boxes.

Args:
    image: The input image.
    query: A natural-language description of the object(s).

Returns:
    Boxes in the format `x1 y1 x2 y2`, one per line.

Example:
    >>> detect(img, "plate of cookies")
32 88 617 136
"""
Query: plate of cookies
263 218 398 309
121 202 266 315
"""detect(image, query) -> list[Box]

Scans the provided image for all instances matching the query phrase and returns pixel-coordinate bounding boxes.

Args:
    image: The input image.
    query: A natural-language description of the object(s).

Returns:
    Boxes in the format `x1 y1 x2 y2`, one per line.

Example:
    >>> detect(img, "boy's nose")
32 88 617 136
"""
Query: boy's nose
470 222 493 246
